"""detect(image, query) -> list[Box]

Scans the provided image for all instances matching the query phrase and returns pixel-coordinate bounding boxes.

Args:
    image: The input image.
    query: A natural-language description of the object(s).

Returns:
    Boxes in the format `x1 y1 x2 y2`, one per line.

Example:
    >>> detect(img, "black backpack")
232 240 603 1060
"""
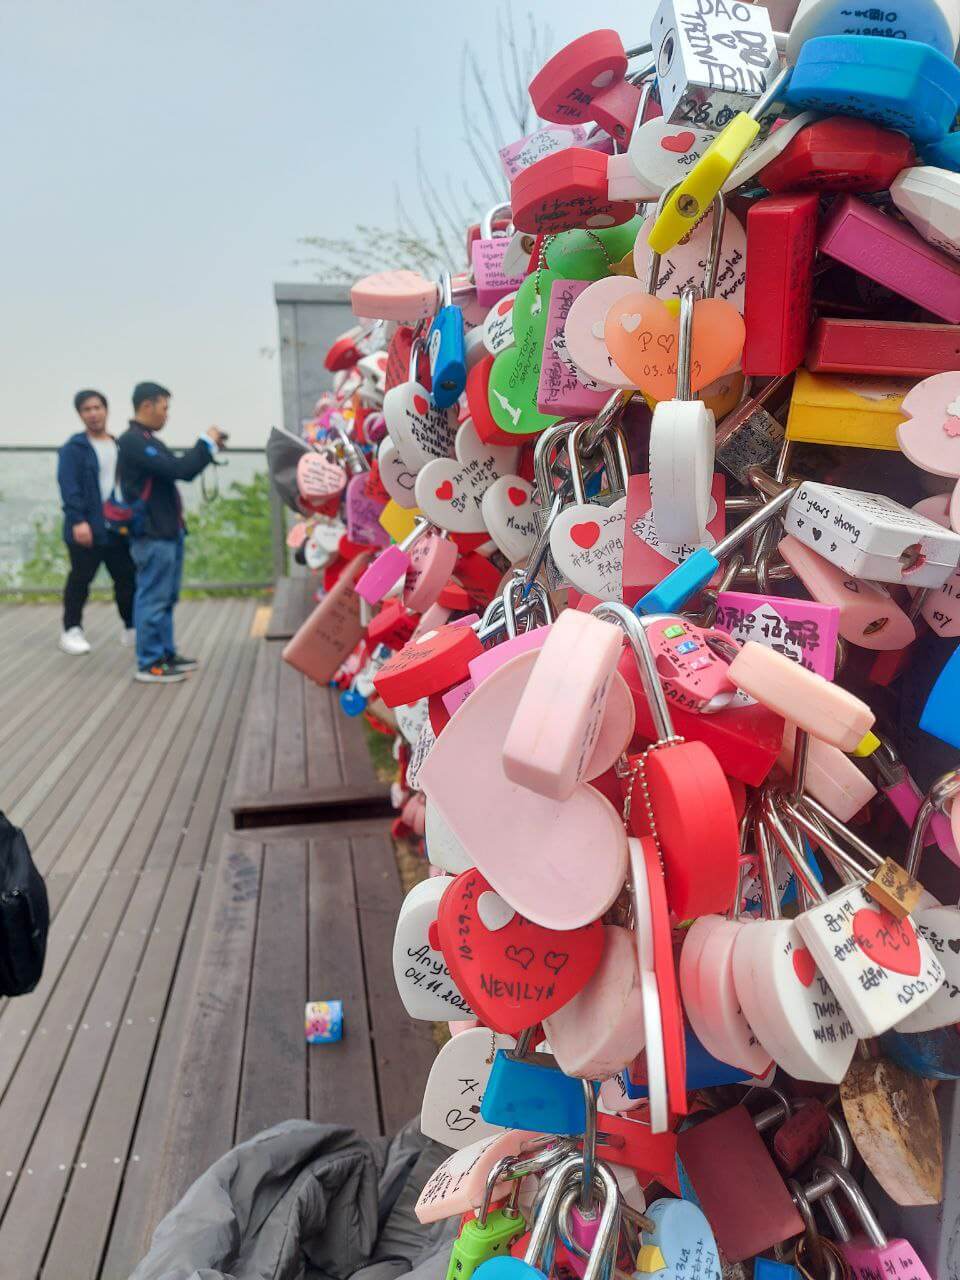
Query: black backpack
0 813 48 996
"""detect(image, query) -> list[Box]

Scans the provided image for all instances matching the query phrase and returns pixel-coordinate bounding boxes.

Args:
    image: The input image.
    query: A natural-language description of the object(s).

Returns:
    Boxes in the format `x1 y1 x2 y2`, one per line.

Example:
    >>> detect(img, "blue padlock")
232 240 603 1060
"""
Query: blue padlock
881 1025 960 1080
785 36 960 144
623 1024 755 1098
427 270 466 410
339 686 367 716
480 1047 590 1134
923 132 960 172
919 643 960 749
755 1259 802 1280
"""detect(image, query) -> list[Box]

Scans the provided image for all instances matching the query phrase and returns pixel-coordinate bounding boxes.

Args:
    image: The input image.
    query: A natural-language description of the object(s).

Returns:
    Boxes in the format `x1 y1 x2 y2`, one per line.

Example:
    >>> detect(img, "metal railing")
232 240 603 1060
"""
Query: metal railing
0 445 283 594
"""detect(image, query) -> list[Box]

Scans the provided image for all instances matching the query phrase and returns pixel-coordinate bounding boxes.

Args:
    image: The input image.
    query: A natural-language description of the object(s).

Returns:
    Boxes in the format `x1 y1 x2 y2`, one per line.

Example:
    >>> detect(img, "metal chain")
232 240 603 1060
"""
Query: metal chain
623 737 685 875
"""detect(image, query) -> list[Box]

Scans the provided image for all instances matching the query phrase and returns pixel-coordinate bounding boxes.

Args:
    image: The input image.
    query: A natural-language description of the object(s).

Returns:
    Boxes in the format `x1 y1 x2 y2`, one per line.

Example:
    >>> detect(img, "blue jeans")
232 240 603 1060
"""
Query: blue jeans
130 534 184 669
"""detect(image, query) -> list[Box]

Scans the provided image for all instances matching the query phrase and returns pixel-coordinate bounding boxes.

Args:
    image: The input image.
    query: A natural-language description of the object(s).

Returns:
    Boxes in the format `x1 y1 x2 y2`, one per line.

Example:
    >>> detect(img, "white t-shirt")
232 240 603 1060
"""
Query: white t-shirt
89 435 118 503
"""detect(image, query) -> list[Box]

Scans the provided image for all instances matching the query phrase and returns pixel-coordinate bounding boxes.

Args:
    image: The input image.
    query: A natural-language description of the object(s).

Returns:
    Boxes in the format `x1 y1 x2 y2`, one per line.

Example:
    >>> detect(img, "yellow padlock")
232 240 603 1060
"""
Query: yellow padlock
648 65 793 256
786 370 910 451
379 500 422 543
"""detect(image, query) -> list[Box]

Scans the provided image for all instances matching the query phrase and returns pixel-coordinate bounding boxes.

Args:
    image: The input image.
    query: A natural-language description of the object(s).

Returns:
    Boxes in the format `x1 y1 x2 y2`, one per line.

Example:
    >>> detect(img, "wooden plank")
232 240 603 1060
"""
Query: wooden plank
233 784 392 829
0 607 240 1082
307 835 380 1137
96 863 218 1279
230 641 280 816
333 692 381 792
28 605 214 870
235 839 309 1142
304 679 345 788
31 627 256 1279
145 838 264 1214
0 636 131 804
0 862 176 1272
350 830 437 1134
265 575 314 640
0 870 142 1222
40 866 201 1280
271 652 307 793
99 644 260 1275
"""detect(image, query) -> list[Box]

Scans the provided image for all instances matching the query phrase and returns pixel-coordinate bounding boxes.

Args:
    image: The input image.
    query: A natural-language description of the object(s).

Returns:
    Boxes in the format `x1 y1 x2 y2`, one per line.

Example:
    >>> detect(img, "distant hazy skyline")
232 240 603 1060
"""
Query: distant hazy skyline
1 0 654 448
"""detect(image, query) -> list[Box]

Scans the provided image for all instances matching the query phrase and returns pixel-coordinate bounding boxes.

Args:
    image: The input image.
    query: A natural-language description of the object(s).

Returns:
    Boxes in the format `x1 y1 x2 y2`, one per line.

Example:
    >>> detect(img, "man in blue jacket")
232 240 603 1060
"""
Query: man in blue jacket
57 390 136 656
117 382 225 684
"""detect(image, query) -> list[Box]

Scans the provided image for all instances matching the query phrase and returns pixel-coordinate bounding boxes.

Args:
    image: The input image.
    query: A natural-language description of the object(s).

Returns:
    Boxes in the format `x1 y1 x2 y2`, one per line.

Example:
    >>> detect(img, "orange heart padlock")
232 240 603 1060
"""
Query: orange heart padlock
603 293 744 403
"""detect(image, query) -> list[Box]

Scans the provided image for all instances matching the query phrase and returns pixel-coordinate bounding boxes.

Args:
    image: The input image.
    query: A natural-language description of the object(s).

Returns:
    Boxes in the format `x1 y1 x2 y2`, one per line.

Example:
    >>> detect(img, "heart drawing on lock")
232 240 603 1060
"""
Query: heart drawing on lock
852 907 922 976
481 474 538 564
792 947 816 988
604 293 745 403
661 131 696 153
550 497 627 602
436 868 605 1034
383 379 459 470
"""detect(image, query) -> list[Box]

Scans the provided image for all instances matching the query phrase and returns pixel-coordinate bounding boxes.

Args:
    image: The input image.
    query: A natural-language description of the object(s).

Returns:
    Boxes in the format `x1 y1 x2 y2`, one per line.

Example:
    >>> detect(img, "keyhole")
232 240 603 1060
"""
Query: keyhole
898 543 927 575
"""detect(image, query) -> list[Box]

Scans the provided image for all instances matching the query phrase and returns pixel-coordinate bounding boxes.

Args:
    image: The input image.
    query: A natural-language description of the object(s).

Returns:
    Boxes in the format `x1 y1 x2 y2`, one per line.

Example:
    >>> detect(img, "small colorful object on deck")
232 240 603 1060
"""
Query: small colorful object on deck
305 999 343 1044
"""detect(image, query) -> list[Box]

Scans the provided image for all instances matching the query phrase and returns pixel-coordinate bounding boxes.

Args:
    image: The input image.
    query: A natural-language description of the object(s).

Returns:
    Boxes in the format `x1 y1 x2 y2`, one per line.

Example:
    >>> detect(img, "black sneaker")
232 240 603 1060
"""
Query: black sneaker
135 660 187 684
165 652 199 671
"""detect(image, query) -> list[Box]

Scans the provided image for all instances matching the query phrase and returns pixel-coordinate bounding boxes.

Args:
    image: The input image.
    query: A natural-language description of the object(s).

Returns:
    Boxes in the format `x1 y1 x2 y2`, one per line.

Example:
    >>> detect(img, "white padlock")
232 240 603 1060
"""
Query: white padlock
890 166 960 262
785 482 960 589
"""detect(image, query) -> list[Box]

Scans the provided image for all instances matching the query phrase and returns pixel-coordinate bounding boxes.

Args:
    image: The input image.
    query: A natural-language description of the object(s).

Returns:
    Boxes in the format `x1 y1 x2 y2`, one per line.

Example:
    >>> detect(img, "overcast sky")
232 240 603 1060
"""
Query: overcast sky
0 0 655 448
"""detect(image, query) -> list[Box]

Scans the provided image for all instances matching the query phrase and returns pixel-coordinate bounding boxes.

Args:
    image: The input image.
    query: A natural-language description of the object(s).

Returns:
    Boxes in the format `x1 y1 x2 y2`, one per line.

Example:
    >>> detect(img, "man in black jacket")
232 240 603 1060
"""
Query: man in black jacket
117 382 225 684
57 389 136 655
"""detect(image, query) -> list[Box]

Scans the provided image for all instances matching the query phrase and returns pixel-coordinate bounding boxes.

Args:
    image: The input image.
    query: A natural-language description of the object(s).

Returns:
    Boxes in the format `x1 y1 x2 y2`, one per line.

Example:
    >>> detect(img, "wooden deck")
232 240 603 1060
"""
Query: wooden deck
0 593 434 1279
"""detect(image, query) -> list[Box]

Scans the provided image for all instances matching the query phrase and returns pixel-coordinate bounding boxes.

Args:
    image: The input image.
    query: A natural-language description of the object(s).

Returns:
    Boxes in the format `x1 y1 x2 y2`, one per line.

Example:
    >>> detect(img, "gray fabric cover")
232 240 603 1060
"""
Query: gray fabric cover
131 1118 457 1280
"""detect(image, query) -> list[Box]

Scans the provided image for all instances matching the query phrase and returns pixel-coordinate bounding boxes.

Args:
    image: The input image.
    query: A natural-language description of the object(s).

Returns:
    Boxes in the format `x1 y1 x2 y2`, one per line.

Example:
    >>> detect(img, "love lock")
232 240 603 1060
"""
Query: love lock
763 772 946 1040
446 1150 528 1280
814 1156 935 1280
383 330 459 470
428 270 467 410
548 419 631 603
472 203 525 308
480 1037 592 1135
502 607 625 802
729 800 858 1084
674 1098 803 1263
593 601 740 920
839 1054 943 1208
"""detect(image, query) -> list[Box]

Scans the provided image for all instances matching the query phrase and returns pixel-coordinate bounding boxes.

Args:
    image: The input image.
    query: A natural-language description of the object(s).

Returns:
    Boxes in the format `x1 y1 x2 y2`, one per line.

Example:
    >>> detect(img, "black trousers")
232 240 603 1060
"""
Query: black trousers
63 540 136 630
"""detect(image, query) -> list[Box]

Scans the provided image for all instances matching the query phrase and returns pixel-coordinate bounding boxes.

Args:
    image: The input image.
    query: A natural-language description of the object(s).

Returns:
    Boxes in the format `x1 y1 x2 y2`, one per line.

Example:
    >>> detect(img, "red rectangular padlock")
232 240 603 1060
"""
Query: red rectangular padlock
676 1105 803 1263
743 194 819 377
808 317 960 377
622 649 784 786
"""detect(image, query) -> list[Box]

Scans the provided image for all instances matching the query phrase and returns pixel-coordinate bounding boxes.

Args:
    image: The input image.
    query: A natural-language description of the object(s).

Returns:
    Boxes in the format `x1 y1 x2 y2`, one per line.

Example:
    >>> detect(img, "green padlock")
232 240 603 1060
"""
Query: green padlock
487 219 642 440
445 1207 525 1280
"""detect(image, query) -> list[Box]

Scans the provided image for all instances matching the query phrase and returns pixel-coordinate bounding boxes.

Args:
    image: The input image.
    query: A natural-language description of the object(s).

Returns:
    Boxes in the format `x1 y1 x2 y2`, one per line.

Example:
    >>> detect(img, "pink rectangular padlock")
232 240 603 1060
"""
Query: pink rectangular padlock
498 124 589 182
818 195 960 325
537 279 611 418
715 591 839 681
471 236 526 308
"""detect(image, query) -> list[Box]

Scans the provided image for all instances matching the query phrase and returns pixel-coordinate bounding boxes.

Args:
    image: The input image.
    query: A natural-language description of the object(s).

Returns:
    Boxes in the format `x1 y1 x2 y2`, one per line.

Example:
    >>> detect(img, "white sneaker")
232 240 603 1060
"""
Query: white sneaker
120 627 136 647
60 627 91 656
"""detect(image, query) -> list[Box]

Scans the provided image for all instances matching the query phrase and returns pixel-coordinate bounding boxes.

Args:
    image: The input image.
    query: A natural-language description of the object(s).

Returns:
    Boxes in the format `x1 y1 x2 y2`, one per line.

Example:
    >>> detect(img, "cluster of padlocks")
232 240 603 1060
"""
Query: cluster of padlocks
270 0 960 1276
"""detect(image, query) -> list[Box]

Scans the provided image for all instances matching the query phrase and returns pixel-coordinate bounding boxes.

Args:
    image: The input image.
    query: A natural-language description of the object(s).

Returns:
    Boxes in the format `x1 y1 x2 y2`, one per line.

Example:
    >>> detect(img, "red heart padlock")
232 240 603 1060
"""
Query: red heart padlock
638 836 687 1117
435 867 605 1034
511 149 636 234
325 332 364 372
373 623 483 707
529 30 641 141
